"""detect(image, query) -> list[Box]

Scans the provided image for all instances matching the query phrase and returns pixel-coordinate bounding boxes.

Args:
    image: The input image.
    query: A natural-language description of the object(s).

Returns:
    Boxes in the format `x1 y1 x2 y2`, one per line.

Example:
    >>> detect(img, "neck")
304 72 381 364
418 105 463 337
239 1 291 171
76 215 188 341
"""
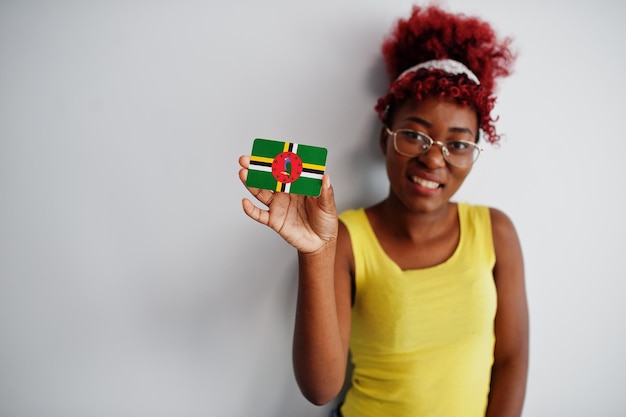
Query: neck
374 197 456 240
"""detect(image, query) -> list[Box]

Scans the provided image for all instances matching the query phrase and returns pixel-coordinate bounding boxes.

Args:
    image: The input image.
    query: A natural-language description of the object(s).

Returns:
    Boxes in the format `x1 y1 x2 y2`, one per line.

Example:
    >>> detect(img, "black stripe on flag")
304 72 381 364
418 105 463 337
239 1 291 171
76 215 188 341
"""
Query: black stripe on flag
303 167 325 175
250 160 272 168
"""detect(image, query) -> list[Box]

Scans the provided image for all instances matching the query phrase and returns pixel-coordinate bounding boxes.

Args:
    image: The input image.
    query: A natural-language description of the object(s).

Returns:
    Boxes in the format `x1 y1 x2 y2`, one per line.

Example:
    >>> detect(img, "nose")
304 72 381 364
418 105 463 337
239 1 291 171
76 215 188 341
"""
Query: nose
418 141 447 168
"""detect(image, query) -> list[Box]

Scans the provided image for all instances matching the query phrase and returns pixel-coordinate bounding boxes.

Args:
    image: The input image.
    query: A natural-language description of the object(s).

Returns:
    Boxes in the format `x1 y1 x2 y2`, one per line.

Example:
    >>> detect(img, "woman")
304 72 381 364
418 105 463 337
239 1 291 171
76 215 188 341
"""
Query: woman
238 5 528 417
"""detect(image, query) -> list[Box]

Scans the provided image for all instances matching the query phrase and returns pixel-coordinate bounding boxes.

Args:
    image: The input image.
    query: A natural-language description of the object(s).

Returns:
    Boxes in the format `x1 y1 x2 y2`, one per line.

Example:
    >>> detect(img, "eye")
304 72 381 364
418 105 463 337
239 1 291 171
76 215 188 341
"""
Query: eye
397 130 422 141
446 140 473 152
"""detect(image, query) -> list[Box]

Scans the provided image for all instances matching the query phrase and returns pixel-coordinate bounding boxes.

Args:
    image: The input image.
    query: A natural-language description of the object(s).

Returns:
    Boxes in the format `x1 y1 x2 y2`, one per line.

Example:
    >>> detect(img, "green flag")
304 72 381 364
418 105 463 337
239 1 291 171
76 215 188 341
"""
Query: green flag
246 138 328 197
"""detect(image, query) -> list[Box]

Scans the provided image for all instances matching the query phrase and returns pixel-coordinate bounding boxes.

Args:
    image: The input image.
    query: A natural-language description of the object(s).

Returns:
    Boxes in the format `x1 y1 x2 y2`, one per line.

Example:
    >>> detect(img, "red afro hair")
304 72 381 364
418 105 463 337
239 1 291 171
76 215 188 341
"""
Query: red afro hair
375 5 516 144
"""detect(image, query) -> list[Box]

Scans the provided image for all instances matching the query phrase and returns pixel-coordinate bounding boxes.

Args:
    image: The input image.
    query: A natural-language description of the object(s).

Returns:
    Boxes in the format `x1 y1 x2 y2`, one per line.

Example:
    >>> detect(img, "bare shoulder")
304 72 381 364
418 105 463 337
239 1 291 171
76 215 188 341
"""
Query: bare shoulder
489 207 521 248
488 207 524 284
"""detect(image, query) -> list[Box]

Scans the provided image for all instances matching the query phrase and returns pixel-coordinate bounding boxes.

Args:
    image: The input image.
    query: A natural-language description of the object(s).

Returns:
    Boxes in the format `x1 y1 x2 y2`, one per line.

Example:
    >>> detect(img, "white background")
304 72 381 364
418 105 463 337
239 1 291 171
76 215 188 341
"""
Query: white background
1 1 625 416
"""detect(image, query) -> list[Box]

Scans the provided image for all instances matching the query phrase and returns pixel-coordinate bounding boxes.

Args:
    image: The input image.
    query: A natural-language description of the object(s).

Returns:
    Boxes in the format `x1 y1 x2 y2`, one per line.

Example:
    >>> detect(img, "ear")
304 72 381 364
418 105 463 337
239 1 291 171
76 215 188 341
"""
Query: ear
379 126 389 156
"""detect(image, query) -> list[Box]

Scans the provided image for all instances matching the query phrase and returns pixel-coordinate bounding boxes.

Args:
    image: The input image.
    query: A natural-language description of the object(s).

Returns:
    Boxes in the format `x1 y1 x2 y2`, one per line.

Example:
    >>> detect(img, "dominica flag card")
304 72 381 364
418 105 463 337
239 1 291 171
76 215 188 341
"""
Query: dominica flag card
246 138 328 197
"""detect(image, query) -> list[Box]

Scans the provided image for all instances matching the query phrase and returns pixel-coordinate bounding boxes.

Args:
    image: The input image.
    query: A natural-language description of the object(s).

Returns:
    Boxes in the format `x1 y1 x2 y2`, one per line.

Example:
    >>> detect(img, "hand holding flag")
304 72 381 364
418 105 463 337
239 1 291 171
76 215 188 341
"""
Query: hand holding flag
239 153 338 254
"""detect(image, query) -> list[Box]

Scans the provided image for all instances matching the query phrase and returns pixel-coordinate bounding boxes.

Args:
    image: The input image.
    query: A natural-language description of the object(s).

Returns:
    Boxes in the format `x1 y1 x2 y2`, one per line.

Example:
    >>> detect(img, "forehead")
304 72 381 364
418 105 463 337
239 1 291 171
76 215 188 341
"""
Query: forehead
391 96 478 131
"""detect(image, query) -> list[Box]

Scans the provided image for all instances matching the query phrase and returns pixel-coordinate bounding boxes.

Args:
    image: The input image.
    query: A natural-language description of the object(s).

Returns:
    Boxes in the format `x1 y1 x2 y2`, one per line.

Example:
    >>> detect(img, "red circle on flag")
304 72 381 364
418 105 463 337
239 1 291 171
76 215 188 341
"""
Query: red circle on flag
272 152 303 184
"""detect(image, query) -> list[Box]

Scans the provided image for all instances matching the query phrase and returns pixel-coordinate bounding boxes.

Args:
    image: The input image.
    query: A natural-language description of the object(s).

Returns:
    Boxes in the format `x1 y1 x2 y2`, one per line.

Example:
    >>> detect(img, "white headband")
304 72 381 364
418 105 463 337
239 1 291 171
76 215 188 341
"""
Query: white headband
396 58 480 85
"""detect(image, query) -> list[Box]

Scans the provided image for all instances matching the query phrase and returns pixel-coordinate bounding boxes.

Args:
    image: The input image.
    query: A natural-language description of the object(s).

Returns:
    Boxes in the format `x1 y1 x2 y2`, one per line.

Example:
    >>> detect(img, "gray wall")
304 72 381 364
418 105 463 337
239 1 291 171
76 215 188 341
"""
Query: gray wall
1 1 624 416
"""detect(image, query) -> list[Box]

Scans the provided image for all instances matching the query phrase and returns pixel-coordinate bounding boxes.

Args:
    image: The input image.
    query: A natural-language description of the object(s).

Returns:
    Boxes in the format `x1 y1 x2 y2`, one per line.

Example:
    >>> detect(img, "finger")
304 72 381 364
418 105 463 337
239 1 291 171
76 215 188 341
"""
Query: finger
241 197 270 225
239 167 276 207
321 173 331 192
238 166 259 194
238 155 250 169
317 174 337 214
249 187 276 207
238 166 249 184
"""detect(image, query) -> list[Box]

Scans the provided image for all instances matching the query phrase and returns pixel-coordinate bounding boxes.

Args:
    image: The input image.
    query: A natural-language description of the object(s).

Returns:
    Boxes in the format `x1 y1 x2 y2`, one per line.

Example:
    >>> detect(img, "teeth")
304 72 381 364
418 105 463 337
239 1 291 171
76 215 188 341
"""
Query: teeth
411 176 440 189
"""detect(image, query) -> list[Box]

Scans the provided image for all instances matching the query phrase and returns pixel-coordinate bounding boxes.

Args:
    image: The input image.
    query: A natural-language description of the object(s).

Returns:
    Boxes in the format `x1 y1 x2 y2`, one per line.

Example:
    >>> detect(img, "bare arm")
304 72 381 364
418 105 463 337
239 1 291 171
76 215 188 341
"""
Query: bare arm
293 221 353 405
485 208 529 417
239 155 352 405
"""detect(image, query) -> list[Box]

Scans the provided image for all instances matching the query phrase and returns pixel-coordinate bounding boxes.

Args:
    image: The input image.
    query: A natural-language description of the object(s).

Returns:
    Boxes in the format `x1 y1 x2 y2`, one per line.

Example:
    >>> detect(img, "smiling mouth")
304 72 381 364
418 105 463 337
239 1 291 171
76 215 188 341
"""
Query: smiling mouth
410 176 442 189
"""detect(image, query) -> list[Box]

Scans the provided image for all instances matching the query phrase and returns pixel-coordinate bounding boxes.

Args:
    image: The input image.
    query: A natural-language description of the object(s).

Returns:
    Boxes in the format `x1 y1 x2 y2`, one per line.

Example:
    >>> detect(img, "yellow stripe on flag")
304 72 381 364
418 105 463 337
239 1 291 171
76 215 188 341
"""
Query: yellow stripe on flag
274 141 292 191
250 155 274 164
302 163 326 170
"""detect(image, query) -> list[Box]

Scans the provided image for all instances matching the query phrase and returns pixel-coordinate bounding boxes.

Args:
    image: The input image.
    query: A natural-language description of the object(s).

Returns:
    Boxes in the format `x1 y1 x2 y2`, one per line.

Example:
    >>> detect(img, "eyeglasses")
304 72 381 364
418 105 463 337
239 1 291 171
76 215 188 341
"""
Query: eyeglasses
385 127 483 168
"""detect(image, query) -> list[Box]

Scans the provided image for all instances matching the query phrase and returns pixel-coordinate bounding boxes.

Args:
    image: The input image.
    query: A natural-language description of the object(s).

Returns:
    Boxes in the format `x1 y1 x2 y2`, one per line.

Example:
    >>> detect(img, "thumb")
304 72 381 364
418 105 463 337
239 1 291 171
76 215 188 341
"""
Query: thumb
317 174 336 214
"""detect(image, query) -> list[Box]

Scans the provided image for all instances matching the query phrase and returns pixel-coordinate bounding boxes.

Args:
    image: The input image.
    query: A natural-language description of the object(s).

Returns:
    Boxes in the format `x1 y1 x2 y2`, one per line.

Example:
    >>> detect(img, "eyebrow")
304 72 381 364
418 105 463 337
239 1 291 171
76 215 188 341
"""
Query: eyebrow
403 116 475 137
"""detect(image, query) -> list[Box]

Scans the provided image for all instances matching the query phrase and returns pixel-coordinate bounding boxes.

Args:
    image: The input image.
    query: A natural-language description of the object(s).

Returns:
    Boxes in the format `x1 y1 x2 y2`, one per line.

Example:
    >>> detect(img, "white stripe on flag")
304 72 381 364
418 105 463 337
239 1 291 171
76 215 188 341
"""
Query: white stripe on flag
300 172 323 180
248 164 272 173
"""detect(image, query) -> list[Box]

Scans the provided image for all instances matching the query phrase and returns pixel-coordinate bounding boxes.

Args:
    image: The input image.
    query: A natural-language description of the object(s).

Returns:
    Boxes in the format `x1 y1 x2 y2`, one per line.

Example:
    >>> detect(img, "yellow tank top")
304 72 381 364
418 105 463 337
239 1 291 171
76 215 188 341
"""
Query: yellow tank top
338 203 496 417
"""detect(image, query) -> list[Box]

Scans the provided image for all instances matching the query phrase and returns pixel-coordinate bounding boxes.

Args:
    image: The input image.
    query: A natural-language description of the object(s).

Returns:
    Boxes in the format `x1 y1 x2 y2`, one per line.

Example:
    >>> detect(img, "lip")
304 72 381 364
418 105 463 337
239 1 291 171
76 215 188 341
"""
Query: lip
407 171 444 195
